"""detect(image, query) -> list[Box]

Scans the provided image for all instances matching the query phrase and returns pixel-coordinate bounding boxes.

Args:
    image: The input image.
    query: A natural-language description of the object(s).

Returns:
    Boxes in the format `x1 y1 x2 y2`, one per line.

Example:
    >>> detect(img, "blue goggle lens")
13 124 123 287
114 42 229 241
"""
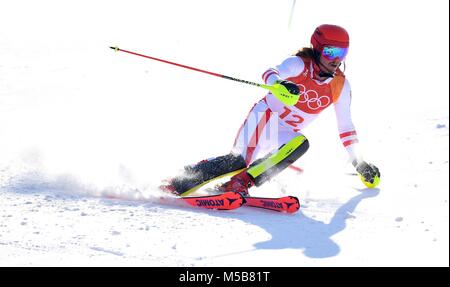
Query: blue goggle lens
322 46 348 60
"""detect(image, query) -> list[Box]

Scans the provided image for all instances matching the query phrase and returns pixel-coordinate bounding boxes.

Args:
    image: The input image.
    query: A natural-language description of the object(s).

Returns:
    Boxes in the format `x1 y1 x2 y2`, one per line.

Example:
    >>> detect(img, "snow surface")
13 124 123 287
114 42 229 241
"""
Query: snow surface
0 0 448 266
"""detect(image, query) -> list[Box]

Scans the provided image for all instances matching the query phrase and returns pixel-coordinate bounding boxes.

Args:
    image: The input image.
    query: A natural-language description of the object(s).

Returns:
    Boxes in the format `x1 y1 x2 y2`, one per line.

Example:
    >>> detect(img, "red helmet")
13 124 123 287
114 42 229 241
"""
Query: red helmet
311 24 349 60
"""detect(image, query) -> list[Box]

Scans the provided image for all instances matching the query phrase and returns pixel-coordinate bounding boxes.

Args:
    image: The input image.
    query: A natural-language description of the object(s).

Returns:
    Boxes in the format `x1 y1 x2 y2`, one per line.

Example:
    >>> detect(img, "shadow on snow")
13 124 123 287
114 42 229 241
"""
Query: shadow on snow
242 188 380 258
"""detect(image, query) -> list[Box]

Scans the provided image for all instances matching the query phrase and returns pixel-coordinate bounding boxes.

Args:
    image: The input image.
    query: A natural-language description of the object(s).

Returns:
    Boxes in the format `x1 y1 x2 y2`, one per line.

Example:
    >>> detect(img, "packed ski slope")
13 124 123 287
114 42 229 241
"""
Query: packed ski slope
0 0 448 266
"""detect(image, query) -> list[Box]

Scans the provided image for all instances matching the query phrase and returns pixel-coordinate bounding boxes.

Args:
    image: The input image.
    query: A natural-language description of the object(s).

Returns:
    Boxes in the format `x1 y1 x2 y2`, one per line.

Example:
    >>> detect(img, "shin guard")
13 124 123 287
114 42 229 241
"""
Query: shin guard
247 135 309 186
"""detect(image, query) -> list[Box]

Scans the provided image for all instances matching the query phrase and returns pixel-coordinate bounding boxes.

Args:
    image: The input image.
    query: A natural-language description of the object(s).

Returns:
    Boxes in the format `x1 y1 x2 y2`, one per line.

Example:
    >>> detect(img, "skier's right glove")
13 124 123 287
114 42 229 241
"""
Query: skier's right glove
276 80 300 95
353 160 381 188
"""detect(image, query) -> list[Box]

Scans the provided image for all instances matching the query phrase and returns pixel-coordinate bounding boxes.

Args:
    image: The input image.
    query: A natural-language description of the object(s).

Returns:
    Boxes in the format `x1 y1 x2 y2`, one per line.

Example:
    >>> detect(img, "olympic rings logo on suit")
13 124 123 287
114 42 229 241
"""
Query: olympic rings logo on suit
297 84 331 110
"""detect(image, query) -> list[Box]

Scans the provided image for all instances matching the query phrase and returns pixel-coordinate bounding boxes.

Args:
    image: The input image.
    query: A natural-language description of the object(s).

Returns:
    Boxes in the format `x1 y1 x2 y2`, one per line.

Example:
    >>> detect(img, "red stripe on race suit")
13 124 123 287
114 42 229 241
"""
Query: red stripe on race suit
340 131 357 138
343 139 359 147
232 103 257 149
245 109 272 165
262 69 279 83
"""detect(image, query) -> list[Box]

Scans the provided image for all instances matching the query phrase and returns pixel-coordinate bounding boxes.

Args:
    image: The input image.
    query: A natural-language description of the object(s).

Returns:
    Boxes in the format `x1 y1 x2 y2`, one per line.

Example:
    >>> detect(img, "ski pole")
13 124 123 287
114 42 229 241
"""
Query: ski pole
109 46 299 106
288 0 296 30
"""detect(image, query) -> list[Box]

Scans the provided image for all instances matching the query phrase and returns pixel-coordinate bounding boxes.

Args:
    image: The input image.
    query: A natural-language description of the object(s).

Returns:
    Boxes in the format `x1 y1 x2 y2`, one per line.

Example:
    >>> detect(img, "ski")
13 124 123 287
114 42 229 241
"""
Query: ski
178 192 300 213
161 171 300 213
180 191 244 210
243 195 300 213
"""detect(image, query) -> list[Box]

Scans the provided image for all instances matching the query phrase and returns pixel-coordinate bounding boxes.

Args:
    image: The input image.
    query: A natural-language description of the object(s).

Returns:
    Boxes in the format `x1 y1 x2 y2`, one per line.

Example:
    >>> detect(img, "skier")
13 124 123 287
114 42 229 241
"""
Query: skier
163 24 380 196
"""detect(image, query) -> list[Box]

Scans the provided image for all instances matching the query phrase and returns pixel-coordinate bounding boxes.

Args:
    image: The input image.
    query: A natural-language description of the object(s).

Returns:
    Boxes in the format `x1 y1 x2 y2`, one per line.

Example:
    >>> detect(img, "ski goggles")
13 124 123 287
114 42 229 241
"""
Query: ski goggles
321 46 349 61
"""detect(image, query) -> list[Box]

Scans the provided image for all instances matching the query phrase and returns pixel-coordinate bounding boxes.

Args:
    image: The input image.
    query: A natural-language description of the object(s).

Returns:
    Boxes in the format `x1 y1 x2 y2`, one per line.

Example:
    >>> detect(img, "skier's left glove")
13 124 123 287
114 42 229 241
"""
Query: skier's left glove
353 160 381 188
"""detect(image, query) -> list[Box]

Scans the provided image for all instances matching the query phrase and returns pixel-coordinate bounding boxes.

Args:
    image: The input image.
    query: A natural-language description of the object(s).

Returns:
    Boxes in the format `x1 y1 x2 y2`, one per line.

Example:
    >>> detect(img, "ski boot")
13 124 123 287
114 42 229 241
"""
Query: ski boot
217 169 255 196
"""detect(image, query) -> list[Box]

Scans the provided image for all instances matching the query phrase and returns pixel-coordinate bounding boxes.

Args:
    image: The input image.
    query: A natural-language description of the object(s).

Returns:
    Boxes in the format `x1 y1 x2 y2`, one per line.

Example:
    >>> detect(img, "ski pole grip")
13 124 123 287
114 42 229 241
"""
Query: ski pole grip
262 84 300 106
